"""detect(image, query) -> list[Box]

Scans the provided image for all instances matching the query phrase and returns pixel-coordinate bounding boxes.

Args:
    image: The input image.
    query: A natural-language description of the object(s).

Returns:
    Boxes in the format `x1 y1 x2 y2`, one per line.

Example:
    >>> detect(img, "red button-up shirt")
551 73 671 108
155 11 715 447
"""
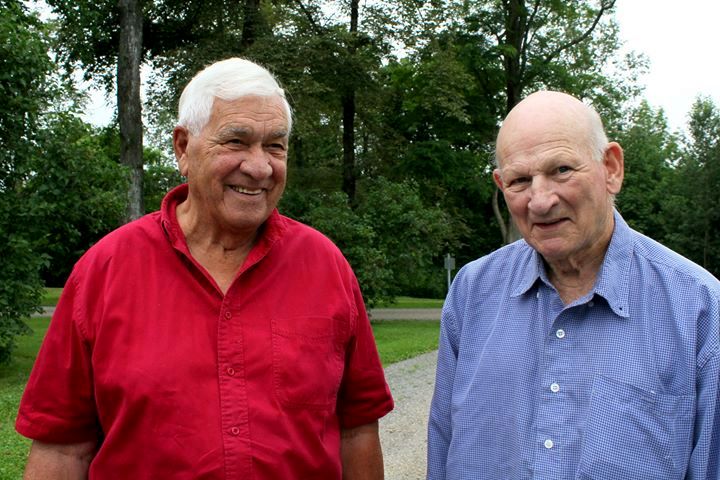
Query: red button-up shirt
16 184 394 479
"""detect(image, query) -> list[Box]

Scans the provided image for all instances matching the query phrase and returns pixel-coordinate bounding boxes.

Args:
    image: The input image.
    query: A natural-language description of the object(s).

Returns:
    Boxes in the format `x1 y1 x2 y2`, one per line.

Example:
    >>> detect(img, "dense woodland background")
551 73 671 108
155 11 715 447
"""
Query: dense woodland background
2 0 719 362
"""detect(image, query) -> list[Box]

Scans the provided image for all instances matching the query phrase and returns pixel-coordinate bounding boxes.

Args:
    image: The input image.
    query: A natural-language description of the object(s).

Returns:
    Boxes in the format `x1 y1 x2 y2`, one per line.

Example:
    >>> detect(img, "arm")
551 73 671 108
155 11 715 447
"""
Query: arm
427 297 460 480
23 440 96 480
688 352 720 480
340 421 383 480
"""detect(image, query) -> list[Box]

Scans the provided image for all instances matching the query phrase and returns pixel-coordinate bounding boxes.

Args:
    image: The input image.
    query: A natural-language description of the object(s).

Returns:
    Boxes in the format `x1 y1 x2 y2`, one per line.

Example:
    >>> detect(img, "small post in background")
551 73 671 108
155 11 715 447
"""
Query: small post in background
444 253 455 293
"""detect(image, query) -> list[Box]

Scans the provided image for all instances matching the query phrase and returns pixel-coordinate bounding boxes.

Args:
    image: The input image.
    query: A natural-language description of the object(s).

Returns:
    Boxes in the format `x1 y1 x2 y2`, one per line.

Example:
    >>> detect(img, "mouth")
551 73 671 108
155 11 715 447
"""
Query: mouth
228 185 264 196
533 218 567 229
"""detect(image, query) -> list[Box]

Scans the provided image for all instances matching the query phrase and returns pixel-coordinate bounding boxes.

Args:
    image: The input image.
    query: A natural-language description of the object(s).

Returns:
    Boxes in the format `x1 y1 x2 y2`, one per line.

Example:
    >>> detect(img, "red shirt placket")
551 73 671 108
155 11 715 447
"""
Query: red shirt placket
217 302 252 478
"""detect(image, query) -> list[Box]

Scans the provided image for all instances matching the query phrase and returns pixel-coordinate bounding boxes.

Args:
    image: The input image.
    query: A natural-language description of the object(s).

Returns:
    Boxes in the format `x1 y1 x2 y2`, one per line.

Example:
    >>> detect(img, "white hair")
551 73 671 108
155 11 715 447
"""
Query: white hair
177 58 293 135
587 105 609 162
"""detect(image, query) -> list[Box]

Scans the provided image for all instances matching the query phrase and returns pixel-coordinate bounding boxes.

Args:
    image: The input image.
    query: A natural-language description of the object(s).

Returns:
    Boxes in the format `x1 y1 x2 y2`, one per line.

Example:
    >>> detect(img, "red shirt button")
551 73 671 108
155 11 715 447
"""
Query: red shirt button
230 427 240 436
224 311 232 319
227 367 235 376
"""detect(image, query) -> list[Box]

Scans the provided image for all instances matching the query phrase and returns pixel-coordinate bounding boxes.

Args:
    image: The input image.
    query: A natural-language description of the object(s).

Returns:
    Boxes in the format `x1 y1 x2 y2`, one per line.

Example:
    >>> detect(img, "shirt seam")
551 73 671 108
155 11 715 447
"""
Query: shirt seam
698 345 720 371
70 272 91 341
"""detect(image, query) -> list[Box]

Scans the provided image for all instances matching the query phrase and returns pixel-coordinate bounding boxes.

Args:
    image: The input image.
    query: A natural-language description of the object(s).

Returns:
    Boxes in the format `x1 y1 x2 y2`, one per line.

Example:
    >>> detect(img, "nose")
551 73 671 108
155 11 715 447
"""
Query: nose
239 144 273 179
527 176 558 215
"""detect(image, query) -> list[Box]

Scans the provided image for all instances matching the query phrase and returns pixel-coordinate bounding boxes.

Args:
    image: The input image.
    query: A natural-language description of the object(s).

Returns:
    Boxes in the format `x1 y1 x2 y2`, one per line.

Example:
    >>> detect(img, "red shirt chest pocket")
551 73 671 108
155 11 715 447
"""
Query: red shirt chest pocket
271 316 346 410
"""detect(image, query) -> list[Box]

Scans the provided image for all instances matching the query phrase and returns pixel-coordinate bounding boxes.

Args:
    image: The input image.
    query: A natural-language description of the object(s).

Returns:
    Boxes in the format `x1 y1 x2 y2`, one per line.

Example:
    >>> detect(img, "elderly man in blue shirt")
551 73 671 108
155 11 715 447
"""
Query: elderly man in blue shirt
427 90 720 480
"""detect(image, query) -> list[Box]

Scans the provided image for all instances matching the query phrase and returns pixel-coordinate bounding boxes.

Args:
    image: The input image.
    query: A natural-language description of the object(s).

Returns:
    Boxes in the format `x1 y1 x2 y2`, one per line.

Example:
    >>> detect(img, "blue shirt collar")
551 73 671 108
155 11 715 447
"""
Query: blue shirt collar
513 210 632 318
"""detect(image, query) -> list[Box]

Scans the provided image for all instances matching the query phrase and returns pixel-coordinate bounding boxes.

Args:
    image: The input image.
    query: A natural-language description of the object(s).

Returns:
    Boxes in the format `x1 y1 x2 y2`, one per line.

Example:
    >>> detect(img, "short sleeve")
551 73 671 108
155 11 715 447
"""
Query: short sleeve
335 275 394 429
15 271 100 443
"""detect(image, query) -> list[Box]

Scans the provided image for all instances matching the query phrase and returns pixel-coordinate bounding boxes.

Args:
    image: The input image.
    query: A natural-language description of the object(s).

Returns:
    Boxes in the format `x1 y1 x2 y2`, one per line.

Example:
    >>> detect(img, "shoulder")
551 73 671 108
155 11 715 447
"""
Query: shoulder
445 240 535 321
629 231 720 366
454 240 535 289
73 212 164 274
631 230 720 293
275 213 348 260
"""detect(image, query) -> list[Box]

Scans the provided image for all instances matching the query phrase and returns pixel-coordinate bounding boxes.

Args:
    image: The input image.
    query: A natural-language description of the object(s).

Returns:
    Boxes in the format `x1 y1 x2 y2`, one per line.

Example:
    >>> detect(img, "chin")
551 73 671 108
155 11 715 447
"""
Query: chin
533 241 571 261
223 209 267 230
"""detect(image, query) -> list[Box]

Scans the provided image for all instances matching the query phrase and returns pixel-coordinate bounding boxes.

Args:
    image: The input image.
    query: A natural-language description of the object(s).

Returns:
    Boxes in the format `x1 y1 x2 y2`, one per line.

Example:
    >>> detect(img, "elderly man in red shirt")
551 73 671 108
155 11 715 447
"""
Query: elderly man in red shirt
16 57 394 479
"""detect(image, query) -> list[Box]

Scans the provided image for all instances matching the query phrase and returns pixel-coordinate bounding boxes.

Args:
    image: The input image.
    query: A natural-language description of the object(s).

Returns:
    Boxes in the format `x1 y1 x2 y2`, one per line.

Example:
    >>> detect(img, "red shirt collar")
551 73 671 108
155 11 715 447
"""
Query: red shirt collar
159 183 288 278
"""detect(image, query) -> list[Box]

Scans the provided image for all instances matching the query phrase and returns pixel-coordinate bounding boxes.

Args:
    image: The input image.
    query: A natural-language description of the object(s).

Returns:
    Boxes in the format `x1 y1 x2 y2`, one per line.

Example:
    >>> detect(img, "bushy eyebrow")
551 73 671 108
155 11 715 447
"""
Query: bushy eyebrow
216 126 289 142
502 152 579 175
498 165 528 180
216 126 251 139
267 129 290 141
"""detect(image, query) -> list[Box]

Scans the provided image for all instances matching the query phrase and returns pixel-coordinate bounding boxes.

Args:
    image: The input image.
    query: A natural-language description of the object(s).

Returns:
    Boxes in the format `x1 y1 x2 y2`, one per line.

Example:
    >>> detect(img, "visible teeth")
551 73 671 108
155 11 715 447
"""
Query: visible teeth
230 186 262 195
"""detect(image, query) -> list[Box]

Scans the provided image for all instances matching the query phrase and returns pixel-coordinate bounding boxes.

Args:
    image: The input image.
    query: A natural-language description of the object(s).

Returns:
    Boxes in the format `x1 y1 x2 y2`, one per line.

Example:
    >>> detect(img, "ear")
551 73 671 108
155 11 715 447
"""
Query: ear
173 126 191 177
603 142 624 195
493 169 505 191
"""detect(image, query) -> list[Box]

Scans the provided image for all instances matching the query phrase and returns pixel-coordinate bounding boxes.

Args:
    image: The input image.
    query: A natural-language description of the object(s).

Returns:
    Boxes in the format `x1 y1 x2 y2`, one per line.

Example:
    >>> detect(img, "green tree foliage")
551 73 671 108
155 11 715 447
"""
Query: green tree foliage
143 149 184 212
368 0 644 260
281 177 455 304
0 0 55 362
27 115 128 286
663 98 720 276
30 0 655 309
615 101 678 239
91 124 184 214
46 0 262 220
280 189 393 306
355 177 459 298
0 2 135 362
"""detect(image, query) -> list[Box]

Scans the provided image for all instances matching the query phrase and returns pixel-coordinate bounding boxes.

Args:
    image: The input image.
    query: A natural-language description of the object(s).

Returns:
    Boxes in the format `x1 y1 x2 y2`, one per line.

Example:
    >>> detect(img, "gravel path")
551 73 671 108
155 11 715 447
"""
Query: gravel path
381 350 438 480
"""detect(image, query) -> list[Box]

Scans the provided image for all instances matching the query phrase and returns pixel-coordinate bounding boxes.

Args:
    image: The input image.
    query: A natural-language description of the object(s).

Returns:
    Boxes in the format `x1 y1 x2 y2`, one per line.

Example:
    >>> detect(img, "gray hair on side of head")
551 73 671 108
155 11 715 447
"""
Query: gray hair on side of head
586 103 619 205
587 104 609 163
177 58 293 135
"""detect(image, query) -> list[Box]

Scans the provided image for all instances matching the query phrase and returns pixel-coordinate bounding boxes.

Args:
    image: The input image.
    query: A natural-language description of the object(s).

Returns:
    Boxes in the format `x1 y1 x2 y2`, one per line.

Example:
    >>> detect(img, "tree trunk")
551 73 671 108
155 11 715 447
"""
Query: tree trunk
492 0 526 243
341 92 356 202
118 0 144 221
241 0 263 49
341 0 359 203
503 0 526 115
492 187 521 244
492 189 508 243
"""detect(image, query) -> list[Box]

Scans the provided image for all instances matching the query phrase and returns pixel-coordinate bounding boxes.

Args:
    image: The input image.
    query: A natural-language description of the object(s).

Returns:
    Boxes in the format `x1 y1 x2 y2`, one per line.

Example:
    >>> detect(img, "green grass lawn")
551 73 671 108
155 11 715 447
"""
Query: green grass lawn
376 296 445 309
41 287 63 307
0 316 49 480
0 309 439 477
43 288 444 310
371 320 440 365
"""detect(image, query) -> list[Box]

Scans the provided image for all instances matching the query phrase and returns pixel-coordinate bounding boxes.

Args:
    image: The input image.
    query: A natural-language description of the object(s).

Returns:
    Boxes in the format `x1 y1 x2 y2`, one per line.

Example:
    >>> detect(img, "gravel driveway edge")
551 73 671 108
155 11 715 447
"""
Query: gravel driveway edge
381 350 438 480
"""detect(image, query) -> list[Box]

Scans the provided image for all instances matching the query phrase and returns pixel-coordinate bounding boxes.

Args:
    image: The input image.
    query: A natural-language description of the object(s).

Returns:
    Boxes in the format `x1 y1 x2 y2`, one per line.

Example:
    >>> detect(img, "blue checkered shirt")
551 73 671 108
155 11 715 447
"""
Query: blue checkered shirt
428 211 720 479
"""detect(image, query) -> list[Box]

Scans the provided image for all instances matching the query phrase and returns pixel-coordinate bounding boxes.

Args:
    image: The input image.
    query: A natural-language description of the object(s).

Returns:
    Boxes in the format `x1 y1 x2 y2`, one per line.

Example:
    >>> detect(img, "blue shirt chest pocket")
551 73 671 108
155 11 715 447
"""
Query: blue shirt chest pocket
576 375 695 480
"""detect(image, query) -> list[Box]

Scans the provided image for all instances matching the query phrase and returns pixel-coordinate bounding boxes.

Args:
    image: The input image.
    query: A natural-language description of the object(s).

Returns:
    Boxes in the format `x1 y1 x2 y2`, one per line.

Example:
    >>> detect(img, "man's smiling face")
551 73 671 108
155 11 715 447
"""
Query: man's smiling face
176 95 289 236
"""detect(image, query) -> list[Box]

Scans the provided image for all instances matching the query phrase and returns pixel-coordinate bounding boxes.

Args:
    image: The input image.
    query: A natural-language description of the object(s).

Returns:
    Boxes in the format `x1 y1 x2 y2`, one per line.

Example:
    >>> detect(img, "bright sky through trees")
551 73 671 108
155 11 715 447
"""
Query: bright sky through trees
615 0 720 131
73 0 720 133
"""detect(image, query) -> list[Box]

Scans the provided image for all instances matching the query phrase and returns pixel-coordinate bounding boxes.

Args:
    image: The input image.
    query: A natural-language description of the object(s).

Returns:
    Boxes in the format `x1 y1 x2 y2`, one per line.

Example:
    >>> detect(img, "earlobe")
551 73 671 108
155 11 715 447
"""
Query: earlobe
173 127 191 177
603 142 624 195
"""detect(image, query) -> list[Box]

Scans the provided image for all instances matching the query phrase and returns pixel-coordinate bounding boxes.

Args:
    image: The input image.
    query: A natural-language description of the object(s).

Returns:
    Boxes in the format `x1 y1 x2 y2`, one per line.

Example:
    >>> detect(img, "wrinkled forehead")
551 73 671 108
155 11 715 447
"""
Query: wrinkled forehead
210 95 290 127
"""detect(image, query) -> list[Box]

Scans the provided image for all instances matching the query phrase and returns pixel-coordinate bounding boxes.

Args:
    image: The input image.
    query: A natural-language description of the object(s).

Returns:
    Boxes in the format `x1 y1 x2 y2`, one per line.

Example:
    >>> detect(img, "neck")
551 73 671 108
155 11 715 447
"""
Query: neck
546 258 602 304
546 219 614 305
176 200 258 294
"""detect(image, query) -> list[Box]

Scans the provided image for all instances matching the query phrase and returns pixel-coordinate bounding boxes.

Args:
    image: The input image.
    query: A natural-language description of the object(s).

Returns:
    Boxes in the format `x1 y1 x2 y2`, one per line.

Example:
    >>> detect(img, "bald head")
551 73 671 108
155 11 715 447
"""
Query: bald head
491 90 625 272
495 91 608 168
